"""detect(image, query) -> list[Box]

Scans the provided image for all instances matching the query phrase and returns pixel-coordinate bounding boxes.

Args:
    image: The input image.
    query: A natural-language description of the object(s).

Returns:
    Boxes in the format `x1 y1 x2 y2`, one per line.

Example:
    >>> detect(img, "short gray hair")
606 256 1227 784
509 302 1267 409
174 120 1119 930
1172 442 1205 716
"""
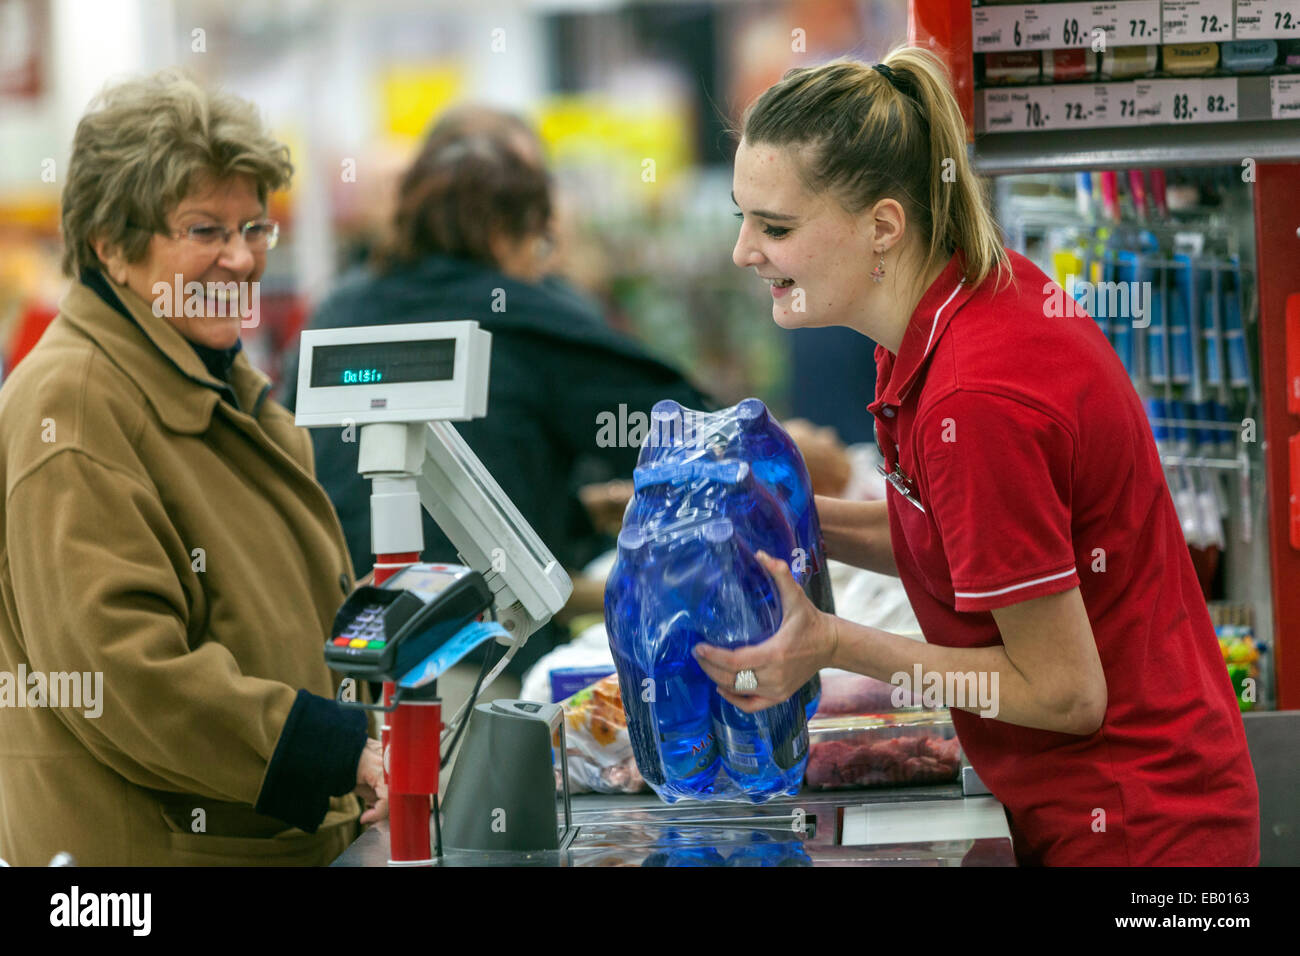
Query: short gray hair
60 68 293 277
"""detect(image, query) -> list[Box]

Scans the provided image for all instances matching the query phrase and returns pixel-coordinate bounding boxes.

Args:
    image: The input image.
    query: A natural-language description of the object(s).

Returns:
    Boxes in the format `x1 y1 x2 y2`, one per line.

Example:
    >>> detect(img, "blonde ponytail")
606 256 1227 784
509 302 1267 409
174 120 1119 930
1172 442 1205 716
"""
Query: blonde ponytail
739 46 1009 290
881 47 1008 288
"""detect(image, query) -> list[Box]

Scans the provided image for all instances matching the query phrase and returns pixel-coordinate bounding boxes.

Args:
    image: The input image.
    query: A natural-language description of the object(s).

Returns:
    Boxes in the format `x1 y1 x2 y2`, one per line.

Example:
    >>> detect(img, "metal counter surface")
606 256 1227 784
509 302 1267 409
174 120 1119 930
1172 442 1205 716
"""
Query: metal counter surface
332 784 1016 866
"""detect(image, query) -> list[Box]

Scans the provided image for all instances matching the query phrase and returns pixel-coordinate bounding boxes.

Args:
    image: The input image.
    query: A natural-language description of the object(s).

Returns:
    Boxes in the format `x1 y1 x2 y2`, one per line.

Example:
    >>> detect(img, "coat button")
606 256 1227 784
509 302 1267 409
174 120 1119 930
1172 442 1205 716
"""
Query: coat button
339 573 351 594
882 407 895 418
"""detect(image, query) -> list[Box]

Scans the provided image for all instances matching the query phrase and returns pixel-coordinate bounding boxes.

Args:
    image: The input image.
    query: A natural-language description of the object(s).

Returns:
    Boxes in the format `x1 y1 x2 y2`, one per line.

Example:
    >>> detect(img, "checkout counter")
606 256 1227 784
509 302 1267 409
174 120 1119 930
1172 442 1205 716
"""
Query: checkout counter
295 321 1018 868
333 779 1016 867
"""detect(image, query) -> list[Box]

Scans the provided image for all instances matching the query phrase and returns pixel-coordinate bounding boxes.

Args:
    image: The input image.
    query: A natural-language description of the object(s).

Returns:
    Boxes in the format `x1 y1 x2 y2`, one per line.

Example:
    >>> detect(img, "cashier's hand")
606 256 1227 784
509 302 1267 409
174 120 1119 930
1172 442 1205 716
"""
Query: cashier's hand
355 738 389 825
691 551 838 713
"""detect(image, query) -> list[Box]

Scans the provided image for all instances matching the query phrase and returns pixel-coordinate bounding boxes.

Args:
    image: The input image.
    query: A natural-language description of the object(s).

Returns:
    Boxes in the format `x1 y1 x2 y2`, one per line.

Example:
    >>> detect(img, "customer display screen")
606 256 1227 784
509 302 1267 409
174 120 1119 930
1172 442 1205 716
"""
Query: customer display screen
309 339 456 388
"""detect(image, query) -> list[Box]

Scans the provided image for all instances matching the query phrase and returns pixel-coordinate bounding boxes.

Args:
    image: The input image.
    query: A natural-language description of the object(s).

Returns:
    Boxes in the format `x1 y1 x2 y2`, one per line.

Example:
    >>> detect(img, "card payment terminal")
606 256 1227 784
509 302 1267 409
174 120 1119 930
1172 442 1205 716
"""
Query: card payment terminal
325 563 493 683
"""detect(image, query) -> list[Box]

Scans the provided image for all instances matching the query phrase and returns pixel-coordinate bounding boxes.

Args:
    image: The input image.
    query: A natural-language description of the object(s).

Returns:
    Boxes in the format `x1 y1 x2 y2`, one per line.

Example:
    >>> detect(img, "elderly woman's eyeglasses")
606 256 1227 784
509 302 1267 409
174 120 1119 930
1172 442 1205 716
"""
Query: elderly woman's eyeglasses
130 219 281 251
169 219 280 251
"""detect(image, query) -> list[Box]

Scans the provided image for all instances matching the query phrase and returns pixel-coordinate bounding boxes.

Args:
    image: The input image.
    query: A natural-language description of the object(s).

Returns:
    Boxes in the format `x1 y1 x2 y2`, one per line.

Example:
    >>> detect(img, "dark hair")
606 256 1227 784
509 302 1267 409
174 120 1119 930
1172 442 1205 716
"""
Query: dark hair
376 114 551 272
738 47 1007 289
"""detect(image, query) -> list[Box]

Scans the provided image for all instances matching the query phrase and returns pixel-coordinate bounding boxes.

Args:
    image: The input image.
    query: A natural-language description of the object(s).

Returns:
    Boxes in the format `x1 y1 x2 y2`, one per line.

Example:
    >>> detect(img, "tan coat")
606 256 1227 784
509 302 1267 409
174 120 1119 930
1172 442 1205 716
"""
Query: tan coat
0 274 363 865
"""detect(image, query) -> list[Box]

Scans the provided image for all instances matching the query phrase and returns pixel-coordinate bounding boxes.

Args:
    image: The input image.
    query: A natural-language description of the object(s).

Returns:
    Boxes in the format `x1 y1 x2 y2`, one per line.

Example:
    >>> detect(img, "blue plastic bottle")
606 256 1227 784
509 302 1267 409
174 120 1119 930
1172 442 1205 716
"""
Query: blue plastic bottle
605 525 720 799
727 400 831 718
697 519 809 800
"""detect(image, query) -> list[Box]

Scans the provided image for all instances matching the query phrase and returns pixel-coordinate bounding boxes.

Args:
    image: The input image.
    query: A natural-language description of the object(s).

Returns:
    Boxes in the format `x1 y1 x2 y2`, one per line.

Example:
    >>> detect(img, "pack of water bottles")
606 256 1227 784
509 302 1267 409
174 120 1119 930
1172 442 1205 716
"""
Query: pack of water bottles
604 398 835 803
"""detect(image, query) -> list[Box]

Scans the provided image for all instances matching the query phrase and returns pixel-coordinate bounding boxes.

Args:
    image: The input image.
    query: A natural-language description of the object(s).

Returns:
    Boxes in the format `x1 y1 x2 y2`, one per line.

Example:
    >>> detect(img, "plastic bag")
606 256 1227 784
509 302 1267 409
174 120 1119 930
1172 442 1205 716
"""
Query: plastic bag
520 622 616 703
554 674 647 794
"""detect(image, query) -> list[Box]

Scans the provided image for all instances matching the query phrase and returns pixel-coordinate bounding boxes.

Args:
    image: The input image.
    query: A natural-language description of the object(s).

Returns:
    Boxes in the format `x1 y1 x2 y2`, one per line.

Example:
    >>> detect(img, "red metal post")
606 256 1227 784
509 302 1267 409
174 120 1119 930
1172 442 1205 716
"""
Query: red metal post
1252 163 1300 709
373 551 437 864
908 0 975 140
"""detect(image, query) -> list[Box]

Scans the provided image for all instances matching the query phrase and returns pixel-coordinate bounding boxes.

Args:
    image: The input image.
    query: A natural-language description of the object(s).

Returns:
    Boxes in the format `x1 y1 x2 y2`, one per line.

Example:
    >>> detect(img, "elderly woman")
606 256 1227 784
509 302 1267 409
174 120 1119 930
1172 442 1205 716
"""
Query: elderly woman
0 69 385 866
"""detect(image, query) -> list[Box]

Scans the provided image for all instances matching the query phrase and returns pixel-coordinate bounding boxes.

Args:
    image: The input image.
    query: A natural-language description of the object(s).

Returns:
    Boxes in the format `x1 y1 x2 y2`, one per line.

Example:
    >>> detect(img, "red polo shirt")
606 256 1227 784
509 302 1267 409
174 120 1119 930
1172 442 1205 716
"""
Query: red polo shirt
870 249 1259 866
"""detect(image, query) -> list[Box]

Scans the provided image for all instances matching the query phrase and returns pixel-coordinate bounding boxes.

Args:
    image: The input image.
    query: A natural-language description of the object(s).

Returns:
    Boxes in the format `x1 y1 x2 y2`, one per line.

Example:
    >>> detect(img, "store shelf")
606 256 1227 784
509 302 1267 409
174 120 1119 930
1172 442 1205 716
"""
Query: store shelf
972 116 1300 172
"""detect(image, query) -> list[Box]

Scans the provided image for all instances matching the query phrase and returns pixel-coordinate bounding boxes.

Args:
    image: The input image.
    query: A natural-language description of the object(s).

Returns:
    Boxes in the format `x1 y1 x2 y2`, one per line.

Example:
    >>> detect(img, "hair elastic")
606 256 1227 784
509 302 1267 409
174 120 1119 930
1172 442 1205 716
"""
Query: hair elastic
873 62 905 93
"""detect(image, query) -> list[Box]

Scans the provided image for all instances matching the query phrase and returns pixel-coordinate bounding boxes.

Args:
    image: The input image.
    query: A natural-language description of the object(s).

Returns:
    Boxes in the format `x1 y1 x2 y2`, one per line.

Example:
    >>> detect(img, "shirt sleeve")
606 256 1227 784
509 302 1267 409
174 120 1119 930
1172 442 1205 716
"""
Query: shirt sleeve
917 390 1079 613
7 448 365 831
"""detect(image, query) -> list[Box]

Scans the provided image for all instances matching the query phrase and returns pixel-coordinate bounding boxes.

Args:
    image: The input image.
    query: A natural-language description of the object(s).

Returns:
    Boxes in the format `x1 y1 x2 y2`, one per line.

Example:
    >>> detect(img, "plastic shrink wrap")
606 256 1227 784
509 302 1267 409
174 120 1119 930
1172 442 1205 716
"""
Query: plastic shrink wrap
604 399 835 802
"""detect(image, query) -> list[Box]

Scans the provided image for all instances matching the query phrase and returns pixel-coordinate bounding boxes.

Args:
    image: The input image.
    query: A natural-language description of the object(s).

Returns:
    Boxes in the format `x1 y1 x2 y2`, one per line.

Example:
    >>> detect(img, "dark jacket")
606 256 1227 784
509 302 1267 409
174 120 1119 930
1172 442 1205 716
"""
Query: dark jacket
283 254 714 673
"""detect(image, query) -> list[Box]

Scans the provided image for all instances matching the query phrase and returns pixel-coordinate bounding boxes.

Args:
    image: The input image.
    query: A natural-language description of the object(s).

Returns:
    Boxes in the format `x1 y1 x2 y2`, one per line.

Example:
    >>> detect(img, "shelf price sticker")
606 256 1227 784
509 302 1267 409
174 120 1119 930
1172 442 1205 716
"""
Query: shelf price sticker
1200 77 1238 122
1102 0 1163 44
973 4 1057 52
981 89 1018 132
1106 81 1141 126
1236 0 1300 39
1272 76 1300 119
983 87 1060 131
1016 87 1059 131
1056 84 1122 128
979 87 1060 131
1134 79 1172 124
1161 0 1234 42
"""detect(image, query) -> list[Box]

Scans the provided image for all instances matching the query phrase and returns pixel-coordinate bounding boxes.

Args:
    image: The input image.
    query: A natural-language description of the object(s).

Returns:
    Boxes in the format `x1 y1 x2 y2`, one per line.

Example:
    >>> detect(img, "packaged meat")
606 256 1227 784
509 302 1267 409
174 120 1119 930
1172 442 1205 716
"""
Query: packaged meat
813 668 922 715
553 673 648 794
804 711 963 790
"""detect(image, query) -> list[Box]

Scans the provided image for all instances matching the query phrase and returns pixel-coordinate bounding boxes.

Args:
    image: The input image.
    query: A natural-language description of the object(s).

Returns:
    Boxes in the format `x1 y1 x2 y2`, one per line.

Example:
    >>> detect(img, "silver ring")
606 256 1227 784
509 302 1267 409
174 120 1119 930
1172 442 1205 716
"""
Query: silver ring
734 669 758 693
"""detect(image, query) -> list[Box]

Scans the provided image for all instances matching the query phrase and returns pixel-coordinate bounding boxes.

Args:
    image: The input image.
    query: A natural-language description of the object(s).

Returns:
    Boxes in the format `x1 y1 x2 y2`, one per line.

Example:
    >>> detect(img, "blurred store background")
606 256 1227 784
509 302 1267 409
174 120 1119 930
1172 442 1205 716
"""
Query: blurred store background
0 0 908 441
1 0 1290 711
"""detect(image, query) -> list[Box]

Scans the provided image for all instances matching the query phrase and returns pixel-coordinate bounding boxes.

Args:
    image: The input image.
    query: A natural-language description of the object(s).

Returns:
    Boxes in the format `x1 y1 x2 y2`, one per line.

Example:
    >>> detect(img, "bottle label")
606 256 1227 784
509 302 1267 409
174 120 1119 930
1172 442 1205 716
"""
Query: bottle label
711 720 763 773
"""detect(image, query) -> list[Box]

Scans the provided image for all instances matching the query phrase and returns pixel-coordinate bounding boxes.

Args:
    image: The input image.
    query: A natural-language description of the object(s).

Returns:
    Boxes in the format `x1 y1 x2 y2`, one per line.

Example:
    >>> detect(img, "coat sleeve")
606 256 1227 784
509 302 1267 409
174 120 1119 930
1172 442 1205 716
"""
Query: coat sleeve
6 447 366 831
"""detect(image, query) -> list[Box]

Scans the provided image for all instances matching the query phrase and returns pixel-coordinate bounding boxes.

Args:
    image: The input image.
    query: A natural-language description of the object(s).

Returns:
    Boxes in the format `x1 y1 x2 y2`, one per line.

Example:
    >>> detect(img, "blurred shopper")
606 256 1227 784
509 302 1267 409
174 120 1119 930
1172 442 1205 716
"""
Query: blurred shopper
698 48 1259 866
283 106 714 695
0 70 386 866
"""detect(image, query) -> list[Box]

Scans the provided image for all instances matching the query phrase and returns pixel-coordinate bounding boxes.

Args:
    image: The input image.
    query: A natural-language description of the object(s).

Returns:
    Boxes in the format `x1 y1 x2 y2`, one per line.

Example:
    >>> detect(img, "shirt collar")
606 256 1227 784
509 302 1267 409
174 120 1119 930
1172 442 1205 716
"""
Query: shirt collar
872 251 973 410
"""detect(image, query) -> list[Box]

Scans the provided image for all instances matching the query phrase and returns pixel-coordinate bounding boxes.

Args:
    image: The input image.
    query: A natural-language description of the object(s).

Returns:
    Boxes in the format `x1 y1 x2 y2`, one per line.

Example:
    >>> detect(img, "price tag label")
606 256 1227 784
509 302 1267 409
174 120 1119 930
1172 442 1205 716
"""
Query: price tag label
1134 79 1171 124
1161 0 1234 41
1200 77 1239 121
1010 87 1057 131
1057 2 1095 48
980 89 1018 132
1236 0 1300 39
1168 80 1206 123
1055 85 1108 128
1107 0 1163 44
1103 81 1141 126
1271 76 1300 119
973 4 1058 51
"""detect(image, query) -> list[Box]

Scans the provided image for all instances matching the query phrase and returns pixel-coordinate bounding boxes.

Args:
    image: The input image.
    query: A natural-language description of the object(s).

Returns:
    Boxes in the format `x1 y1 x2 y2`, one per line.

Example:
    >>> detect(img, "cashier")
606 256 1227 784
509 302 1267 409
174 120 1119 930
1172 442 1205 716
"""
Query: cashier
0 70 385 865
694 48 1260 866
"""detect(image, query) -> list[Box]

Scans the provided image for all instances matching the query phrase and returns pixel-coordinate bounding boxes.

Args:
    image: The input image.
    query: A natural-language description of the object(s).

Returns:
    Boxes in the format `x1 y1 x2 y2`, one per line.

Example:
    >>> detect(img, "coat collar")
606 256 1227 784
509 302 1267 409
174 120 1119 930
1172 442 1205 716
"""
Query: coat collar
872 251 973 410
59 273 272 434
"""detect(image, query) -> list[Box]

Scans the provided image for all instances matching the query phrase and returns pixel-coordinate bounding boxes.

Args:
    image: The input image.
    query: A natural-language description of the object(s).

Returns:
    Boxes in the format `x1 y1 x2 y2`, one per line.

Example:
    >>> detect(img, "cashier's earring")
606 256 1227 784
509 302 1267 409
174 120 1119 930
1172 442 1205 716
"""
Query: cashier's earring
871 249 886 283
